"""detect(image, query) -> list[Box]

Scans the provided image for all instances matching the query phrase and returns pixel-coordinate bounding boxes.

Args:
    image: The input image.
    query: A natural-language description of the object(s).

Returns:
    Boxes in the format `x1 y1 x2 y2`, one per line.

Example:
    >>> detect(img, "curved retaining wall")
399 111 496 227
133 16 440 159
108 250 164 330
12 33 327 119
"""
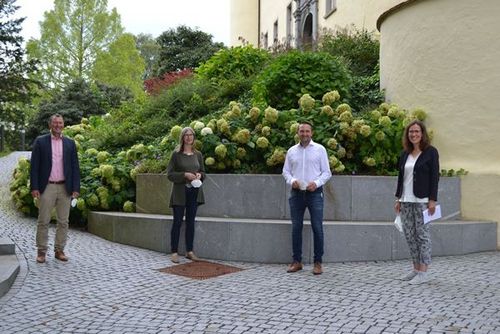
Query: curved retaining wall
135 174 461 221
88 174 497 263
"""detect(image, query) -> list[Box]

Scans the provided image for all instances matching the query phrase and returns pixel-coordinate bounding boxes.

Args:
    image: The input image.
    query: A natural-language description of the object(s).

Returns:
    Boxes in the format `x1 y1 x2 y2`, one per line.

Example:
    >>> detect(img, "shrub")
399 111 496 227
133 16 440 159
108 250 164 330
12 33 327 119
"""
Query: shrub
144 68 193 95
252 51 352 110
319 27 379 77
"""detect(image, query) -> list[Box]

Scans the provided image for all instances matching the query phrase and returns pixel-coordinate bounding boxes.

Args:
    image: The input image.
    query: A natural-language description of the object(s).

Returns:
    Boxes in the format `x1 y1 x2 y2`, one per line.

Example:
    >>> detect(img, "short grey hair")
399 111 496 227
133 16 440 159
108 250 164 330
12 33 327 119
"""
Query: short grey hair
48 114 64 126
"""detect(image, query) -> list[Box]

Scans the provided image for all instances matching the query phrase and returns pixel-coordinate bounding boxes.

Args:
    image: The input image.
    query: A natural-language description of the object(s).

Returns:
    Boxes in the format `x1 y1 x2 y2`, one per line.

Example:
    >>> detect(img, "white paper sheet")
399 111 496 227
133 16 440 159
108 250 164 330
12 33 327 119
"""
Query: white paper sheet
423 204 441 224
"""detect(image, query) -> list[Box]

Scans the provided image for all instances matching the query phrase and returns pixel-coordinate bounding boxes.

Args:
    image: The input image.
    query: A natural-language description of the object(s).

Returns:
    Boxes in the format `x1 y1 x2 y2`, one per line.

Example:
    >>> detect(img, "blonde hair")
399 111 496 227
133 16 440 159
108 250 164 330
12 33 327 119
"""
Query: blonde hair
176 127 197 152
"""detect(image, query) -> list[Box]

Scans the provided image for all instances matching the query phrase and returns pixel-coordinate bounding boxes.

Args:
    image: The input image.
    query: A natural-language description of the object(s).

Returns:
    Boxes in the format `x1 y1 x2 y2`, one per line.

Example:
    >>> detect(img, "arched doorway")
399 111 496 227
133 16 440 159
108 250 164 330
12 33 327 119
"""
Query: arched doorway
302 13 313 49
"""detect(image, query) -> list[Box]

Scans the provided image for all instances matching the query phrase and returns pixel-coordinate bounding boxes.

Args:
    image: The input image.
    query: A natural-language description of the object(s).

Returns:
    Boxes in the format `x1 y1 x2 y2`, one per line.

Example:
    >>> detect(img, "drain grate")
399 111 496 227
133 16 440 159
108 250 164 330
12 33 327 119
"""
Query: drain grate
158 261 243 280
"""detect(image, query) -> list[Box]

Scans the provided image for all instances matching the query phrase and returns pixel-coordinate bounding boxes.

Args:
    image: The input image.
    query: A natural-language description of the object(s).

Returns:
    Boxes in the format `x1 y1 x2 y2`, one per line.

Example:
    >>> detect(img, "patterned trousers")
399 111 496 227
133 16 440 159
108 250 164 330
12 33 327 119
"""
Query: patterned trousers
400 202 432 265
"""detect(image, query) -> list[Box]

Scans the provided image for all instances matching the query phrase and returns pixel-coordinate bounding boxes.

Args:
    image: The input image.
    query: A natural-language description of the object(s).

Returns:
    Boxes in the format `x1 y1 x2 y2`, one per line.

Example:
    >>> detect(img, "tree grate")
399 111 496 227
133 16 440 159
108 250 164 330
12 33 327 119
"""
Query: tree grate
158 261 243 280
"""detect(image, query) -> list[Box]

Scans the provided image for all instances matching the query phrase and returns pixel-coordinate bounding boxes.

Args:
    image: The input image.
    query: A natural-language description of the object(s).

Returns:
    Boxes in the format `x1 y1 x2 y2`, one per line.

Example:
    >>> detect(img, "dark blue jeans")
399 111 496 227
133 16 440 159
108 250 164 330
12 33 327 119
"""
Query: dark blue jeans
171 187 199 253
289 187 324 263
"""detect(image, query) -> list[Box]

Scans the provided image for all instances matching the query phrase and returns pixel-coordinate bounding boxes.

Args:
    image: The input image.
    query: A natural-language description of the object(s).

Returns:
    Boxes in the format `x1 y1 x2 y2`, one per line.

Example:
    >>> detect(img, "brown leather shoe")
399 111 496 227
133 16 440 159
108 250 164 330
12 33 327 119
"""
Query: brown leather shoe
36 250 46 263
313 262 323 275
287 262 303 273
186 251 200 261
54 250 68 262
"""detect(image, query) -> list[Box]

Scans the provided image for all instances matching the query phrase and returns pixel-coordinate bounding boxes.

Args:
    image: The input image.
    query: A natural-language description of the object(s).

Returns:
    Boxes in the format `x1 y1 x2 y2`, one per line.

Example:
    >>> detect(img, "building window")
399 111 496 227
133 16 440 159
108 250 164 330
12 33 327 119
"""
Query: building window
286 3 292 42
325 0 337 18
263 32 269 49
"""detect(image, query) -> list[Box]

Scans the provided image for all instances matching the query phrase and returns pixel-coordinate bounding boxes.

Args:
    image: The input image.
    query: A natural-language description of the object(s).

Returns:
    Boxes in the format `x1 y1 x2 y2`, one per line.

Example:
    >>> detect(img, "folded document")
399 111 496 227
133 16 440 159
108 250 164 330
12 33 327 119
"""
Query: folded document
423 204 441 224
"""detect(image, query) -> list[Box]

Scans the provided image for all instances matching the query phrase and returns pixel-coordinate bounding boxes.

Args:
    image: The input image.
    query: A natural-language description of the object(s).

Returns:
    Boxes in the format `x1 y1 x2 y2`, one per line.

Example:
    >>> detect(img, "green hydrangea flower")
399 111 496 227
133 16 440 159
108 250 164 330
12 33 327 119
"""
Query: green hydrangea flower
289 122 299 134
320 105 335 117
256 137 269 149
233 129 251 144
360 125 371 137
327 138 338 149
76 198 86 210
200 127 213 136
334 163 346 173
85 148 98 156
299 94 315 112
215 144 227 158
264 107 279 123
91 167 101 178
337 147 347 158
339 111 353 123
123 201 135 213
205 157 216 166
336 103 351 114
371 110 382 120
379 116 392 128
363 157 376 167
261 126 271 137
87 194 99 207
216 118 230 135
99 165 114 179
329 155 339 168
232 159 241 169
236 147 247 159
97 151 109 164
249 107 261 123
375 131 386 141
322 90 340 106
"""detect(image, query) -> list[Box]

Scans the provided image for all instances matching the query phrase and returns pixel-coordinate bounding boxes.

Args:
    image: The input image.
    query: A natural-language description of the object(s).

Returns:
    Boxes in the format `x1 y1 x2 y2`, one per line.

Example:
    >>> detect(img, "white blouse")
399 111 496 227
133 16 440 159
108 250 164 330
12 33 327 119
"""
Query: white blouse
401 153 429 203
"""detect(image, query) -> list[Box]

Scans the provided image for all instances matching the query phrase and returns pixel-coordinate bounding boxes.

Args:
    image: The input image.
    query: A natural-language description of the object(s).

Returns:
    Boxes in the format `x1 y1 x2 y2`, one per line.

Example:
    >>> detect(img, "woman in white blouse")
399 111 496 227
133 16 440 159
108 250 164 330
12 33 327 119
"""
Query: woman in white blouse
394 120 440 284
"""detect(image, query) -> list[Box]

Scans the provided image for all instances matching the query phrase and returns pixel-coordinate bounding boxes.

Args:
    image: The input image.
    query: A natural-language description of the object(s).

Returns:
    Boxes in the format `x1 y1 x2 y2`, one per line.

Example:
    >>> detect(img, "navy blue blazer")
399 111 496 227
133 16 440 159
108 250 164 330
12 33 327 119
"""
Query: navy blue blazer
395 146 439 201
30 134 81 195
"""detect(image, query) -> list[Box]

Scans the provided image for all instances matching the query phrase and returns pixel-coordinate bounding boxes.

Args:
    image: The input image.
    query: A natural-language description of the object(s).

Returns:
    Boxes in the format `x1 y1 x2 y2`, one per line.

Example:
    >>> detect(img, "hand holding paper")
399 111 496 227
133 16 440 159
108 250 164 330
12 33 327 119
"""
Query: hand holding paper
423 204 441 224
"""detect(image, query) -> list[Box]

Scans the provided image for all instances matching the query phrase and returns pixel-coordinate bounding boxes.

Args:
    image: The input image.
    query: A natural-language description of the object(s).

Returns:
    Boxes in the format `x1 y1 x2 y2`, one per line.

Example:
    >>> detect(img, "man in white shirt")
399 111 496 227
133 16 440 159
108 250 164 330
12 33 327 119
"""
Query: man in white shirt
282 122 332 275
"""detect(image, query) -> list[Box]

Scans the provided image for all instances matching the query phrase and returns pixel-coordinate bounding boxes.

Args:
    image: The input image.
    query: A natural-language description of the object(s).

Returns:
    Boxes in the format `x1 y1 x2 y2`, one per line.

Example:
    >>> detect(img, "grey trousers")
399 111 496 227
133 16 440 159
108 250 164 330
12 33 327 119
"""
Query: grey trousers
36 184 71 252
400 202 432 265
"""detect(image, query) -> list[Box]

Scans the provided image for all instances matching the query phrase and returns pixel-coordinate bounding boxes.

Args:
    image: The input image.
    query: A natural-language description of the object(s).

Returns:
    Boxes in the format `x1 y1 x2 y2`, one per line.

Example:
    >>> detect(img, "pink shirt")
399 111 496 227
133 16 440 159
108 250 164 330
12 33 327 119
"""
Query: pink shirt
49 135 65 182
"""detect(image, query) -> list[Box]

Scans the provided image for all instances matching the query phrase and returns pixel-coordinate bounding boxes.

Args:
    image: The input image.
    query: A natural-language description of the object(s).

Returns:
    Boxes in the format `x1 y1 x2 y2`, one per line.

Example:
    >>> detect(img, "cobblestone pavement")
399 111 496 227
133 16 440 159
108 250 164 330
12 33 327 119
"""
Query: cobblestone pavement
1 152 499 334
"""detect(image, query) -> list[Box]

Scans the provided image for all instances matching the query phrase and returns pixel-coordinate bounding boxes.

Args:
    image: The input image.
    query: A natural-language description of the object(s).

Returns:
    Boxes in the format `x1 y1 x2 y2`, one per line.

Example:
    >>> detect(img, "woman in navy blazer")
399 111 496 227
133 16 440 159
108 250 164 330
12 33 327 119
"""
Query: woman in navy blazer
394 120 439 284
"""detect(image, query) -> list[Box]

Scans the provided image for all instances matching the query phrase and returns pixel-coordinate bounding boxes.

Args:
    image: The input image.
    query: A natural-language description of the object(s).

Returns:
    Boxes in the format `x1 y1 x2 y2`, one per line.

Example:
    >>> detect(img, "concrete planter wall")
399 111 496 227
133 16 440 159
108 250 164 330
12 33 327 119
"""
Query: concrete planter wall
88 174 498 263
136 174 461 221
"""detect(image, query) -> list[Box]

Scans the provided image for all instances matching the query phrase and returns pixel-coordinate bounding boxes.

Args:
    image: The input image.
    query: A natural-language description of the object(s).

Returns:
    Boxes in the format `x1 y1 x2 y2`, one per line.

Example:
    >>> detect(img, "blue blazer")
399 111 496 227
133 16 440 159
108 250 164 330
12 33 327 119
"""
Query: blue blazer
395 146 439 201
30 134 80 195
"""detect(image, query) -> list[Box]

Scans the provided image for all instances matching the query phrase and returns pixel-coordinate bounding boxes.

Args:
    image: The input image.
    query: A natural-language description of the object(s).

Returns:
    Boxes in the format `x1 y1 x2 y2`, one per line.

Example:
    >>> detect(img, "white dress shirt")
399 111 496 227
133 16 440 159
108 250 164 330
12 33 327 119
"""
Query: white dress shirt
282 140 332 188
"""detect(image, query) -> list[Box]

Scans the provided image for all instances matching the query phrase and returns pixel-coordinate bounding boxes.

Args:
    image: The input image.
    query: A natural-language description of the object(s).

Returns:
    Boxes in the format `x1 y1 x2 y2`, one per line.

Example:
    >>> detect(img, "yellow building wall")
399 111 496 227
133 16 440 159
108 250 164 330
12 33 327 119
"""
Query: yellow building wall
379 0 500 248
230 0 406 47
319 0 403 33
230 0 259 46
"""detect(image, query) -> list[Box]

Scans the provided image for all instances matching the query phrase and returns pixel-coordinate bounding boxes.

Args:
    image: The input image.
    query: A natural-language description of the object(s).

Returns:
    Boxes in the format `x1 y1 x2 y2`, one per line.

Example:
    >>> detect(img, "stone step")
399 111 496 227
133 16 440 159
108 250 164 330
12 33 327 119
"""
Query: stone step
89 211 498 264
0 254 20 299
0 237 15 255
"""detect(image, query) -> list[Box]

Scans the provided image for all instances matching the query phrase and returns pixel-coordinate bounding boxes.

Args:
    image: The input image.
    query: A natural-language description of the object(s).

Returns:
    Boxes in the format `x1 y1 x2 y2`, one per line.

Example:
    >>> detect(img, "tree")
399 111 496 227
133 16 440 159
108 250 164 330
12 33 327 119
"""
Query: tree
135 33 160 79
26 0 123 89
93 33 145 96
0 0 38 127
27 79 132 140
154 25 225 75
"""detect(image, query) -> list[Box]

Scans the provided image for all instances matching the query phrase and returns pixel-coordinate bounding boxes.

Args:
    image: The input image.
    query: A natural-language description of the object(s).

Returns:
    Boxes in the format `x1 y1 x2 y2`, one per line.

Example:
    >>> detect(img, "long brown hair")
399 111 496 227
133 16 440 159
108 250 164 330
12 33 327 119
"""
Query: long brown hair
402 120 431 153
176 127 197 153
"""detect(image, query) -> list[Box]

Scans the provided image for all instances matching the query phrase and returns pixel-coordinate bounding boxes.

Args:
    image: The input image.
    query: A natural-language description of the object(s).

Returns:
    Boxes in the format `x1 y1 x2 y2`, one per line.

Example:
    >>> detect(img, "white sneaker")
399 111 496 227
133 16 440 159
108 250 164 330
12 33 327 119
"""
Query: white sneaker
400 270 418 281
408 272 429 285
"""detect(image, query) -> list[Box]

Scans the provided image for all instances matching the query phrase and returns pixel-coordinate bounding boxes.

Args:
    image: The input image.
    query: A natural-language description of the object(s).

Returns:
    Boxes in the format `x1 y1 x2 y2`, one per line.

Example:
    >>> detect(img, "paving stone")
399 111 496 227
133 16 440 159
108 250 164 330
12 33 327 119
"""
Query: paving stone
0 152 499 334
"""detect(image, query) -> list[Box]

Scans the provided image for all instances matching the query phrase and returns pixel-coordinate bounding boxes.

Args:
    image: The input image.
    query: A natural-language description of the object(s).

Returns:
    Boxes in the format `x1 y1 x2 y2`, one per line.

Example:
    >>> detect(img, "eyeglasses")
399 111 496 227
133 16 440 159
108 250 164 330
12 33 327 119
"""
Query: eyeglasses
184 133 194 137
409 130 421 134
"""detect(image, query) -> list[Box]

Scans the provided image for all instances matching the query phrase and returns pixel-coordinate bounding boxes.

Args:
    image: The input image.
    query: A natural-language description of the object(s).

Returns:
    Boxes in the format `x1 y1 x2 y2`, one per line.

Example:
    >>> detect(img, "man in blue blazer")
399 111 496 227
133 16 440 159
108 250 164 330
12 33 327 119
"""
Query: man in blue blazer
30 114 80 263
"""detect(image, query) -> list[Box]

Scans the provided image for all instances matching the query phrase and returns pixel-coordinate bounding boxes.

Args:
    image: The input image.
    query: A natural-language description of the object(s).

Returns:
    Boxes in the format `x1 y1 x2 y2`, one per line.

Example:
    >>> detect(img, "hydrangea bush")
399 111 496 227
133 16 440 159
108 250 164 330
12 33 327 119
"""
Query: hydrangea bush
161 92 425 175
9 117 168 219
10 92 427 220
